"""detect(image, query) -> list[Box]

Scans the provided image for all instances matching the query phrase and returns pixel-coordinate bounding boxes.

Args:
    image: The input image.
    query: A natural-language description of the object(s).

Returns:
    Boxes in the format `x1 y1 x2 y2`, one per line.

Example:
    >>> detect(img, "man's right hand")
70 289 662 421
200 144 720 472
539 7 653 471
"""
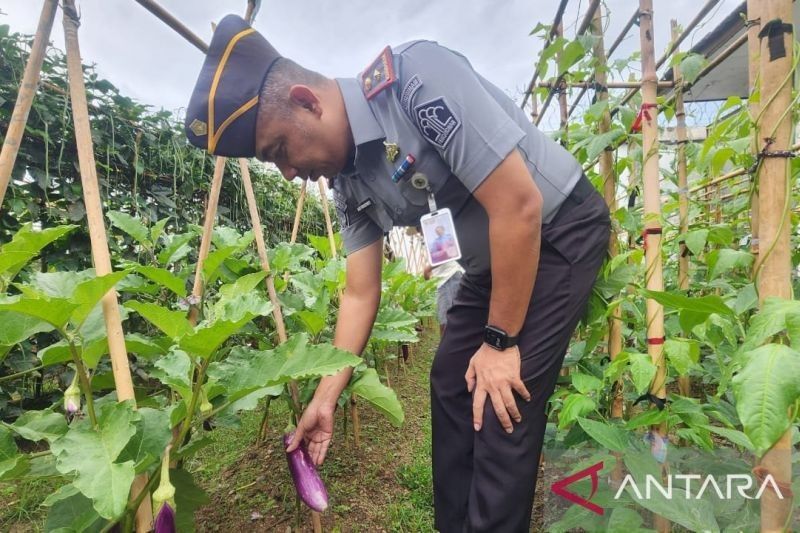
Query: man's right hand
285 399 336 466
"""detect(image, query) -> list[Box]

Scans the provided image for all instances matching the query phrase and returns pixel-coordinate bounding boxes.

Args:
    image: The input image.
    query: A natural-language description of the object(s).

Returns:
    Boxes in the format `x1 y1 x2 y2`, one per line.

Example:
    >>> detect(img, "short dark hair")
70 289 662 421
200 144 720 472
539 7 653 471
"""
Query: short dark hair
258 58 326 119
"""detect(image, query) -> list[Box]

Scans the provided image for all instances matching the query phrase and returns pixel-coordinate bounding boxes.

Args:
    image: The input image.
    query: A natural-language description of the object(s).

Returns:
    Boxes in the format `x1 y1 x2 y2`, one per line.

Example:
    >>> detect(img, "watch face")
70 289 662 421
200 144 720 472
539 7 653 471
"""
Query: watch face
484 326 506 350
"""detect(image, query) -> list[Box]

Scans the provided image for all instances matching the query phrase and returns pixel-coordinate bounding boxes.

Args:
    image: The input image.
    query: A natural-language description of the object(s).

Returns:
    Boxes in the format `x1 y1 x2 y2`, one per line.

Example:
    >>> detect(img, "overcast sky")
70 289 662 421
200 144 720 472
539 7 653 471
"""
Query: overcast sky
2 0 742 130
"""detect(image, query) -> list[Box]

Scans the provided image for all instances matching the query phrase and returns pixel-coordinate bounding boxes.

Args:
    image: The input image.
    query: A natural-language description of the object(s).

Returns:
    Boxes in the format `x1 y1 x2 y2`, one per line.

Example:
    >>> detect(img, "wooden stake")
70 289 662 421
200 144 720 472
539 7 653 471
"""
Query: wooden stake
290 180 308 244
556 22 569 147
188 156 226 325
591 5 623 419
0 0 58 209
638 3 669 531
754 1 793 530
746 0 761 259
62 2 151 529
671 20 692 398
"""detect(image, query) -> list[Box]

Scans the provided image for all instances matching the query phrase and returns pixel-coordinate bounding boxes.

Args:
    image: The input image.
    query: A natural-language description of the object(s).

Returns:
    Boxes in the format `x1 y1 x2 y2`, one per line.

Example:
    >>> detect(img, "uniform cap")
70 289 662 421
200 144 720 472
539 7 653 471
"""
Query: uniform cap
185 14 281 157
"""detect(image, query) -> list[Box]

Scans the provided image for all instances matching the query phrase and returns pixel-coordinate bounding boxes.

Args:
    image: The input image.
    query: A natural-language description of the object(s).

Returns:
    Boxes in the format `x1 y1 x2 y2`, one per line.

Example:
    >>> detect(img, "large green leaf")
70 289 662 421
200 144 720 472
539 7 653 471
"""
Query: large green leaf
124 301 191 339
51 401 138 519
107 210 150 246
201 245 238 283
9 410 68 442
706 249 753 280
39 336 108 368
683 228 709 256
179 316 255 359
732 344 800 456
267 242 316 272
118 407 172 473
664 338 700 375
743 297 800 351
157 231 196 265
349 368 404 426
208 334 361 403
0 426 24 479
558 393 596 429
0 295 77 329
571 373 602 394
133 266 187 297
586 129 625 161
70 271 129 326
641 290 734 316
628 352 657 394
626 486 719 531
44 490 104 533
0 311 54 347
151 349 193 399
172 469 210 533
0 224 76 280
29 270 93 298
576 418 630 452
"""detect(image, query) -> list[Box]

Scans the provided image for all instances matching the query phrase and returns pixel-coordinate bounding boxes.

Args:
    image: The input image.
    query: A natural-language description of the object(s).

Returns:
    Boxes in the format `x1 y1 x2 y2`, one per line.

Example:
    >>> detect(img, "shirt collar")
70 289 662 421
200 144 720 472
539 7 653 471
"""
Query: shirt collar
336 77 385 147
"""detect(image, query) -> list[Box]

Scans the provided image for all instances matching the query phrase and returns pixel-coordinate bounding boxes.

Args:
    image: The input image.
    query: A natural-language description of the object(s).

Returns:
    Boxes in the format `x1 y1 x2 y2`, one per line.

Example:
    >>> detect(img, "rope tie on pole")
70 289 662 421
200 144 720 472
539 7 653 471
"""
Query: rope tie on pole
747 137 798 175
758 19 793 61
641 226 662 251
630 103 658 133
633 392 668 410
752 465 794 499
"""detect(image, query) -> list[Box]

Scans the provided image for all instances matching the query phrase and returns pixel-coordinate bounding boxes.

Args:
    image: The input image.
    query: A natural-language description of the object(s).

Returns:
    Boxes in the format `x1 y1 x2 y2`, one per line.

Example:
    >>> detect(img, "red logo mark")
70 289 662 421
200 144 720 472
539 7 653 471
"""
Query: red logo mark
550 461 604 515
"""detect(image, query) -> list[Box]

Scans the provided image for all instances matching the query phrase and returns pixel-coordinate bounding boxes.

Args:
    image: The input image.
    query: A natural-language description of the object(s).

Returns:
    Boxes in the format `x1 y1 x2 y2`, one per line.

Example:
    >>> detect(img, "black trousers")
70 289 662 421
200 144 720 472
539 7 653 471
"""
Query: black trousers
430 176 610 532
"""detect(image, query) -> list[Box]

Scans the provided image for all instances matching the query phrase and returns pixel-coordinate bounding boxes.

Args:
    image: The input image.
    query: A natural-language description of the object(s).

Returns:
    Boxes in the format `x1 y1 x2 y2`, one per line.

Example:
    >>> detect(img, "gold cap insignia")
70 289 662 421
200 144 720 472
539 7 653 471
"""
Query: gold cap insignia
373 68 382 81
189 118 208 137
364 77 373 91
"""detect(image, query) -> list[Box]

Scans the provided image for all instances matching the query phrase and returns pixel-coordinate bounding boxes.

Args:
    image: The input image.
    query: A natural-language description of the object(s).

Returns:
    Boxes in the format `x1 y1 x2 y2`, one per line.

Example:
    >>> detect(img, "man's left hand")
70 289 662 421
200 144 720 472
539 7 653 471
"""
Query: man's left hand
466 344 532 433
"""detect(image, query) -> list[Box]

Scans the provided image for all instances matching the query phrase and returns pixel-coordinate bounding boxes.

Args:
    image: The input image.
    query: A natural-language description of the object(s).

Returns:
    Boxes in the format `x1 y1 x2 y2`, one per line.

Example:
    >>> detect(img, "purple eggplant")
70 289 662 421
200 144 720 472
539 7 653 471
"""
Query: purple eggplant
283 431 329 512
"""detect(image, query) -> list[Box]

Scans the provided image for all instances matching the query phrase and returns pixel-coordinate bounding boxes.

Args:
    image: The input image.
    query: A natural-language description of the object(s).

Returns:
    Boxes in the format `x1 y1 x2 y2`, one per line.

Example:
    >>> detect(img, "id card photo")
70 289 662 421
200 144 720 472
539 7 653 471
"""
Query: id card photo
420 208 462 267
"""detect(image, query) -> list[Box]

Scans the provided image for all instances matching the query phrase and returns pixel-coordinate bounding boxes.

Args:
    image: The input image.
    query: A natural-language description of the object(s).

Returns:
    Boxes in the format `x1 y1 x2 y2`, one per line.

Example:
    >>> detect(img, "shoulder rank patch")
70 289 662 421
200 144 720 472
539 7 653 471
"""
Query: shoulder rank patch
361 46 396 100
414 97 461 149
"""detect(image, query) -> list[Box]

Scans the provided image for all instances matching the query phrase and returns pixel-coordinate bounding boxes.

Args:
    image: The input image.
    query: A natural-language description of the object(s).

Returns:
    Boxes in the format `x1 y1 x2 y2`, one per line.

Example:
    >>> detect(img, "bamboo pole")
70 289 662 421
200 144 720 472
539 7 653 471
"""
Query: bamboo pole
520 0 570 111
542 80 675 89
132 0 208 53
746 0 761 259
591 5 623 420
672 21 692 399
567 7 640 118
61 2 152 530
556 22 569 147
290 180 308 244
638 3 669 531
754 1 794 530
0 0 58 210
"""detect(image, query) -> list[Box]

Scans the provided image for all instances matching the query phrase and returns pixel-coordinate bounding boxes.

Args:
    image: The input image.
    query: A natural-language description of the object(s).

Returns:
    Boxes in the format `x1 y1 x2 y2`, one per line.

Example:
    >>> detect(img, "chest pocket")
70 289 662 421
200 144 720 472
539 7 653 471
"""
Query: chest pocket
395 144 450 207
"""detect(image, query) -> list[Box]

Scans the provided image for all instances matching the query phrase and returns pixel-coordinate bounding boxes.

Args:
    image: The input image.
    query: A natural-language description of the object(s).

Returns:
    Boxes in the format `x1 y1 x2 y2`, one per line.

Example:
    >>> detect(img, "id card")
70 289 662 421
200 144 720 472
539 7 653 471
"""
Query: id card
420 208 461 267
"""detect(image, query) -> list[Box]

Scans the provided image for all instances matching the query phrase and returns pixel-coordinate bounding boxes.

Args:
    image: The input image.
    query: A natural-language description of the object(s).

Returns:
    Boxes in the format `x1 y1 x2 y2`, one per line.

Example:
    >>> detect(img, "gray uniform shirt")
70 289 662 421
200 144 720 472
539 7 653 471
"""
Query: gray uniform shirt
332 40 583 276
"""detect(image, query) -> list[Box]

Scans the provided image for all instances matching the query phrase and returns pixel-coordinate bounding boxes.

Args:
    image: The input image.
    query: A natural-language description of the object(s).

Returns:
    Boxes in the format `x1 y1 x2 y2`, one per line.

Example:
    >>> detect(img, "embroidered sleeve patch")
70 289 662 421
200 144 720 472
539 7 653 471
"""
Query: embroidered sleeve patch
400 75 422 115
414 97 460 149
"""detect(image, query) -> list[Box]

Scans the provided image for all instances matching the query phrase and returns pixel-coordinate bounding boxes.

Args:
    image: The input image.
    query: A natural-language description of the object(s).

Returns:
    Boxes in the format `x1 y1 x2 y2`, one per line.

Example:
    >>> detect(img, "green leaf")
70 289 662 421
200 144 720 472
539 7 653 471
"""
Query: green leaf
151 349 193 399
733 283 758 315
558 39 586 73
586 129 624 161
107 210 150 246
39 337 109 368
51 402 138 519
628 352 657 394
680 53 707 84
133 266 187 297
0 224 76 280
172 469 210 533
0 426 24 479
44 490 104 533
179 317 255 359
571 373 602 394
683 229 708 256
743 297 800 351
118 407 172 473
576 418 629 451
124 333 166 358
212 292 272 324
70 271 129 326
29 270 93 298
733 344 800 456
10 410 68 442
157 231 196 265
701 424 755 451
124 301 191 339
606 507 646 533
624 408 668 429
558 394 596 429
208 334 361 403
706 248 753 280
201 245 239 283
626 485 719 531
0 295 77 329
641 289 734 316
0 311 54 346
707 225 735 245
150 217 170 244
349 368 404 426
268 242 316 272
665 338 699 375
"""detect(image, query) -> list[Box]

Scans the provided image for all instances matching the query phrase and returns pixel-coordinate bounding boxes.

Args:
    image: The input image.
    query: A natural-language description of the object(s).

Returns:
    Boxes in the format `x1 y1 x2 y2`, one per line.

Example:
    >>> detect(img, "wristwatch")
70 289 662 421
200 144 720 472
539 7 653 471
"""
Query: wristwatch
483 325 518 351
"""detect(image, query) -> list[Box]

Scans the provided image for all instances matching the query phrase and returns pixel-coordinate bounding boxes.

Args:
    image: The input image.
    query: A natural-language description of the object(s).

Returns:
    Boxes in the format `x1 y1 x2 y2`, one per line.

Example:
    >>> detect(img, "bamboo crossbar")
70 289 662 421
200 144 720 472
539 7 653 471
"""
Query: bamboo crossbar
520 0 570 111
133 0 208 53
539 80 675 89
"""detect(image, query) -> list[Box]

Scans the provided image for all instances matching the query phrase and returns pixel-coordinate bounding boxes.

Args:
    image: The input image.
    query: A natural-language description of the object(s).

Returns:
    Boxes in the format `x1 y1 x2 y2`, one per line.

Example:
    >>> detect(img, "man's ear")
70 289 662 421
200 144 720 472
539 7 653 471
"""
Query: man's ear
288 85 322 117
